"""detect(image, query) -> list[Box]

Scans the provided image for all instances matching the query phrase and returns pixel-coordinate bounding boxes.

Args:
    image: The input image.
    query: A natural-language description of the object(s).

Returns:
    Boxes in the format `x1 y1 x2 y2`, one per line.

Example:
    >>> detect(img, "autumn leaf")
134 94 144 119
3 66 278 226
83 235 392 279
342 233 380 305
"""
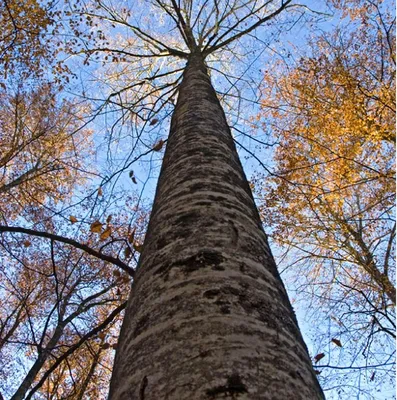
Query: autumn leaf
69 215 78 224
90 221 103 233
98 332 106 340
133 242 143 253
124 246 131 259
98 187 103 196
314 353 325 363
102 343 111 350
331 338 342 347
129 171 137 184
112 269 121 278
100 227 112 240
152 139 164 151
128 229 136 244
106 215 112 223
23 240 31 247
149 118 159 126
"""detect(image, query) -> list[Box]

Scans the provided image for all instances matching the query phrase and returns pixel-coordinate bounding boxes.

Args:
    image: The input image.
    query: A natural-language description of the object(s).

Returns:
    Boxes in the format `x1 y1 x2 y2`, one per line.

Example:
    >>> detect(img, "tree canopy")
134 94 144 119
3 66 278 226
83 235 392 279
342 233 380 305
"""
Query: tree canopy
257 0 395 397
0 0 395 399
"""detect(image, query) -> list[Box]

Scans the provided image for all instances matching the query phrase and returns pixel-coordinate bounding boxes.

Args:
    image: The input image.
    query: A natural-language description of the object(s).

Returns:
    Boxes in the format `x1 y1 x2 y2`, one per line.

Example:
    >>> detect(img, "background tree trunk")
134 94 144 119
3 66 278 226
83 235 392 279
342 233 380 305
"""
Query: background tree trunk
108 52 324 399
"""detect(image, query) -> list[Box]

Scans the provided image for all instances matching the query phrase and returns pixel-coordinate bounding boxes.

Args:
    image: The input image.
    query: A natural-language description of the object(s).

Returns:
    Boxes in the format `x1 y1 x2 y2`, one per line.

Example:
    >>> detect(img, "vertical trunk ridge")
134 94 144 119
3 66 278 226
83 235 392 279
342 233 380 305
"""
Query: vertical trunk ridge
109 52 324 399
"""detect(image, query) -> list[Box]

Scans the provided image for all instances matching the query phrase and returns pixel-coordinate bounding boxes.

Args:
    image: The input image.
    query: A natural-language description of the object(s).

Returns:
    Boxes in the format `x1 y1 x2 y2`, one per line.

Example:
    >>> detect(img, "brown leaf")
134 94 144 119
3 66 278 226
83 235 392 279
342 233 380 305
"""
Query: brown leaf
100 227 112 241
124 246 131 259
149 118 159 126
102 343 110 349
331 338 342 347
98 187 103 196
133 242 143 253
128 229 136 244
106 215 112 223
152 139 164 151
69 215 78 224
90 221 103 233
314 353 325 363
98 332 106 340
112 269 121 278
23 240 31 247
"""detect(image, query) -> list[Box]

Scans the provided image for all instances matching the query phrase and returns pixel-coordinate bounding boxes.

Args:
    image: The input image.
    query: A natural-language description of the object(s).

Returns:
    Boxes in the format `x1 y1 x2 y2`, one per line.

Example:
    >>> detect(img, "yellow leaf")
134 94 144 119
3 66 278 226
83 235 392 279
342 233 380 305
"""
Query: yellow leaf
69 215 78 224
90 221 103 233
100 227 112 241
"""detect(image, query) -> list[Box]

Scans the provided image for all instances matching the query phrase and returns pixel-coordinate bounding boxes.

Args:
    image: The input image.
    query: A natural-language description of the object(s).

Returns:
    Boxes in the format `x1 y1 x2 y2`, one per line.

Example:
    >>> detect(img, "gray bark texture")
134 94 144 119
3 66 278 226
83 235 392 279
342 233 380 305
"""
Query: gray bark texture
108 52 325 399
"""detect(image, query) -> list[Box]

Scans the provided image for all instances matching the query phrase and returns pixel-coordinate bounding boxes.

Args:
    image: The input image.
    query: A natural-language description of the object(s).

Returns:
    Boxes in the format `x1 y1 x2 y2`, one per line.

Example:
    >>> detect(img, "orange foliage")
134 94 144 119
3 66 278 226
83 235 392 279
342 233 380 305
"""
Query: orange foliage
0 83 93 222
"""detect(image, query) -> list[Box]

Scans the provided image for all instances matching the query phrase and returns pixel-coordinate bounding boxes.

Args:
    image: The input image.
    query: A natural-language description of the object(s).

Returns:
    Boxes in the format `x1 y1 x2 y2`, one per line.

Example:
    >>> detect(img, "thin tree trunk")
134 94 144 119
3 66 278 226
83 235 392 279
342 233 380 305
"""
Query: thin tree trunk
11 321 66 400
109 52 324 399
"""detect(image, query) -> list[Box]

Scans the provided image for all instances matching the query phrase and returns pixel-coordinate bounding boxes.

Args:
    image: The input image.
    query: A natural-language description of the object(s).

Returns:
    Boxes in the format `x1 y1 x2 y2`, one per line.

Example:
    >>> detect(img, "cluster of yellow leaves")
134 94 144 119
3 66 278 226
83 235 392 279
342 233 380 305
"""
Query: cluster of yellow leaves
0 0 54 79
0 83 93 222
258 8 395 302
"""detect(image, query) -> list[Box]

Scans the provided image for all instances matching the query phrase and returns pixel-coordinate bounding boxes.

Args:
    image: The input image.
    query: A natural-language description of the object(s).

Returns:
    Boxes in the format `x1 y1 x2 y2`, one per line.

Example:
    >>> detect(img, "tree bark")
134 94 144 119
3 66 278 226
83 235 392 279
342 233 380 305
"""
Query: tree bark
108 52 324 399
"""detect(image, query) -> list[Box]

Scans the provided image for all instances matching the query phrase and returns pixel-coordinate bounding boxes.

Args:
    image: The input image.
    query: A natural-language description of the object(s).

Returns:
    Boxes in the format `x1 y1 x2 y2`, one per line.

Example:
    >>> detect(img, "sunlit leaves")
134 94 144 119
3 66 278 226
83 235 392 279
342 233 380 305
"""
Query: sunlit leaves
258 1 395 395
0 0 55 79
90 221 103 233
0 83 93 223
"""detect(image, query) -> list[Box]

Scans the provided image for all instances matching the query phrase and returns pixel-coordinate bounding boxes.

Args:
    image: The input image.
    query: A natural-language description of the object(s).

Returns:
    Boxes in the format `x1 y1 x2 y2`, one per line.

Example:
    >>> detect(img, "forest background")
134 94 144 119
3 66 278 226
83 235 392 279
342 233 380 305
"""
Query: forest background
0 0 395 399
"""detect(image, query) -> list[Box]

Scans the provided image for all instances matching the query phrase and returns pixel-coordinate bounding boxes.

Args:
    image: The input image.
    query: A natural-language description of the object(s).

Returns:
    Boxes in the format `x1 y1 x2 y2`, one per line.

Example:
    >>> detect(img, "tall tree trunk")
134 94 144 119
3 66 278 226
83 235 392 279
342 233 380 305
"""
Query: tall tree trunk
109 52 324 399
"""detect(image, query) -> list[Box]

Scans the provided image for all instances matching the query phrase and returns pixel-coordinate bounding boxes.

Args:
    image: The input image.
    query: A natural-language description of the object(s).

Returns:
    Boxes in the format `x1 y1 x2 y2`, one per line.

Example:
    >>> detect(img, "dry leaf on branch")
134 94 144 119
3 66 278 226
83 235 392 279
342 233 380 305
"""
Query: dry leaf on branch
124 246 132 259
100 227 112 240
133 242 143 253
149 118 159 126
69 215 78 224
331 338 342 347
112 269 121 277
128 229 136 244
152 139 164 151
90 221 103 233
314 353 325 363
